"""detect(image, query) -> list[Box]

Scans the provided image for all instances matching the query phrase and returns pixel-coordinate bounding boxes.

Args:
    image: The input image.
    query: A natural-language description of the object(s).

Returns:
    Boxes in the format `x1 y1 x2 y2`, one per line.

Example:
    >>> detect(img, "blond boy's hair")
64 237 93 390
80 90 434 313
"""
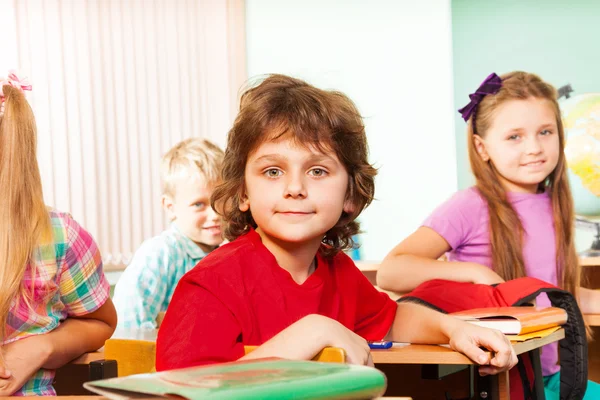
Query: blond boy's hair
161 138 224 197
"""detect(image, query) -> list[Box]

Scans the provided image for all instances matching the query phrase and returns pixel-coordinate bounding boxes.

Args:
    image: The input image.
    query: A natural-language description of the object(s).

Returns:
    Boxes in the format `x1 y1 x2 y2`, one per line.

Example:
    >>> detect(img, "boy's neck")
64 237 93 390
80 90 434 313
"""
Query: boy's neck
255 227 321 285
195 242 218 253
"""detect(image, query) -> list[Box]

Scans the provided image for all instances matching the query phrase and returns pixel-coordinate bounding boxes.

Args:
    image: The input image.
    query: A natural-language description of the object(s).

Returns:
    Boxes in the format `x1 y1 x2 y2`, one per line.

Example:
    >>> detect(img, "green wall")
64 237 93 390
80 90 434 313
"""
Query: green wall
452 0 600 188
451 0 600 251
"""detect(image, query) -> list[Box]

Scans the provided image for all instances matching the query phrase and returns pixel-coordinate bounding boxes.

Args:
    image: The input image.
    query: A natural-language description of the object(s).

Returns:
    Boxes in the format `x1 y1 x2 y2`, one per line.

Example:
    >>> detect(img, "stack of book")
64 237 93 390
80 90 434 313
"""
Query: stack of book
450 306 568 341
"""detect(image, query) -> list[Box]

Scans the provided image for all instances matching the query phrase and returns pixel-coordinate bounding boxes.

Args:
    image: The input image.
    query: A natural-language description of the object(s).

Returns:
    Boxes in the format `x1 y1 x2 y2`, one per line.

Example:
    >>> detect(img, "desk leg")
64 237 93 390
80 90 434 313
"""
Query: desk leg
89 359 118 380
530 348 546 400
476 370 509 400
497 370 510 400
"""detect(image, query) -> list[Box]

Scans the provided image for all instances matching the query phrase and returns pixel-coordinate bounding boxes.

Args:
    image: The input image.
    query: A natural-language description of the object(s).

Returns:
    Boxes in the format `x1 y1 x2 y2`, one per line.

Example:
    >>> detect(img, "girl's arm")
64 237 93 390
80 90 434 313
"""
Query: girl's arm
3 299 117 371
40 298 117 369
0 299 116 396
386 302 517 375
377 227 504 293
579 287 600 314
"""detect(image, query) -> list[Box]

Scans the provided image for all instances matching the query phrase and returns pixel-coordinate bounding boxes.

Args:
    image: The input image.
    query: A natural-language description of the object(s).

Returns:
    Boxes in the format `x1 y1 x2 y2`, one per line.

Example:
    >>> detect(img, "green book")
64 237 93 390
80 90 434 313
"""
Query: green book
83 358 387 400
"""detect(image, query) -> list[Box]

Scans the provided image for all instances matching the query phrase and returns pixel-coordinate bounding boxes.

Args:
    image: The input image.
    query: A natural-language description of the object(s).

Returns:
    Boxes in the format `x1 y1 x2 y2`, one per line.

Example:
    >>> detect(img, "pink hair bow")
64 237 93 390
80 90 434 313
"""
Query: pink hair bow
0 70 33 99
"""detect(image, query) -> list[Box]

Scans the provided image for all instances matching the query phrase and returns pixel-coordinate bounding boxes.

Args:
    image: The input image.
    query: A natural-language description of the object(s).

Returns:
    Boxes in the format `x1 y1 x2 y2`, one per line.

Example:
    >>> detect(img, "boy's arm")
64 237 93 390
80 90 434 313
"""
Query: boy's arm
113 242 169 328
240 314 373 366
579 287 600 314
386 302 517 375
377 227 504 292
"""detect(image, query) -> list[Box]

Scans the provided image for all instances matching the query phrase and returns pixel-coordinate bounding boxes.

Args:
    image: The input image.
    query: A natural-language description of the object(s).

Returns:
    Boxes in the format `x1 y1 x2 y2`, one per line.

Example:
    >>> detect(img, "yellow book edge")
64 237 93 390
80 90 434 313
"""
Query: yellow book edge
505 326 561 342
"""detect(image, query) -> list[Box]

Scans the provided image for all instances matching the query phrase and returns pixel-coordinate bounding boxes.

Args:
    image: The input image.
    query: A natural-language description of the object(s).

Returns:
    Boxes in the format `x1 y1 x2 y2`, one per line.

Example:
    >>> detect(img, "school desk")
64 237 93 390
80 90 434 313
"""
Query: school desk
70 329 563 399
371 328 564 400
359 257 600 388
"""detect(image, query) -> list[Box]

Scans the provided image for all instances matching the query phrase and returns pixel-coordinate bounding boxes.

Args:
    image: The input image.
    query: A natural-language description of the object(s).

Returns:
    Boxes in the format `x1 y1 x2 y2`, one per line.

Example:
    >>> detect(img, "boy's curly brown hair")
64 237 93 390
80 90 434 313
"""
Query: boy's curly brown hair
211 74 377 257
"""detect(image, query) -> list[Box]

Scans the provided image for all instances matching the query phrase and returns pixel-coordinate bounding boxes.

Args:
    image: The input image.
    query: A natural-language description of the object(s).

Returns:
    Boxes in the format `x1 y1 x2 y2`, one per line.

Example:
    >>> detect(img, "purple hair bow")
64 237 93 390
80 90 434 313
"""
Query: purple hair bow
458 73 502 122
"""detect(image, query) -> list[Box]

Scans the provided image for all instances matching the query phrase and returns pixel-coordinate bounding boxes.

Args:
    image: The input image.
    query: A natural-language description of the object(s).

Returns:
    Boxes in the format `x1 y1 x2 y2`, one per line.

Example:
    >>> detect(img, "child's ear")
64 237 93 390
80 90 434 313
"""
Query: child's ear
162 195 177 220
239 194 250 212
473 135 490 162
343 199 355 215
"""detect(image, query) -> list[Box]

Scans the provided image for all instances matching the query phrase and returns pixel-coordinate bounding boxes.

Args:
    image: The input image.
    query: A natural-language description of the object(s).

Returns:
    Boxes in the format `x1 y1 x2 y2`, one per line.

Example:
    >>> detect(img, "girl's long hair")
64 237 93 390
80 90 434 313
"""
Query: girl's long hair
467 72 580 300
0 85 51 341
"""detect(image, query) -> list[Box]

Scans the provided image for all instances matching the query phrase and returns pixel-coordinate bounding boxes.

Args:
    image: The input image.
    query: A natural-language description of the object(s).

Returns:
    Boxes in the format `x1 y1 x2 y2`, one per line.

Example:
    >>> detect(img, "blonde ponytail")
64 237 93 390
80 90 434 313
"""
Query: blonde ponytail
0 84 51 342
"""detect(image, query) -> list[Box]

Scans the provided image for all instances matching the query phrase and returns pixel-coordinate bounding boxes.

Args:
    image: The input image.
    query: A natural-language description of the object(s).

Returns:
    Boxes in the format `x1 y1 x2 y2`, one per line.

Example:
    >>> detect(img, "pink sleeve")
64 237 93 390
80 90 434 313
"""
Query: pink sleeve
59 214 110 316
422 189 480 250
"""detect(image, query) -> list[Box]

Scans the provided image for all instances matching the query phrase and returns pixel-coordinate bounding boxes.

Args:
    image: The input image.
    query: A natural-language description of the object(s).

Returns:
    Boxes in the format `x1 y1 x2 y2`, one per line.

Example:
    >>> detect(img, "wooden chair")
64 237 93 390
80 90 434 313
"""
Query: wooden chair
104 336 346 378
105 337 157 377
156 311 166 328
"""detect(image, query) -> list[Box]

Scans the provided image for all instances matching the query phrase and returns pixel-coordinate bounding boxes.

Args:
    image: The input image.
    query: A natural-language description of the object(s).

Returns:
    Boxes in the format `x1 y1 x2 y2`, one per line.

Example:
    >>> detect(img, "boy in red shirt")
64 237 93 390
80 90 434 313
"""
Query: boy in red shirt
156 74 517 376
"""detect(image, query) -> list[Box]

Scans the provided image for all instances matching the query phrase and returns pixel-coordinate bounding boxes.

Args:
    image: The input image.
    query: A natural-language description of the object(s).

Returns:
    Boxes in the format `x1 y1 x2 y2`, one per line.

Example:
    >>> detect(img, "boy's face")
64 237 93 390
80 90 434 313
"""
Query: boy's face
163 176 222 252
240 137 352 248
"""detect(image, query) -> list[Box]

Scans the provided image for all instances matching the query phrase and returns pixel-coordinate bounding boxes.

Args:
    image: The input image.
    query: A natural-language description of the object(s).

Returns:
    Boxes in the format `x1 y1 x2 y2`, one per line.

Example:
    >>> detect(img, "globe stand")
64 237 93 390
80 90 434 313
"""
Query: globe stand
575 217 600 258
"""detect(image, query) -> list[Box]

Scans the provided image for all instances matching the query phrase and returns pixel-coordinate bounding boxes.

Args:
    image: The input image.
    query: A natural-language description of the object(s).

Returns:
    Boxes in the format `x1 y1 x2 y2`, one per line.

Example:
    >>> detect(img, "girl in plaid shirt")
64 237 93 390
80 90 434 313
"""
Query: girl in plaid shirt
0 72 117 396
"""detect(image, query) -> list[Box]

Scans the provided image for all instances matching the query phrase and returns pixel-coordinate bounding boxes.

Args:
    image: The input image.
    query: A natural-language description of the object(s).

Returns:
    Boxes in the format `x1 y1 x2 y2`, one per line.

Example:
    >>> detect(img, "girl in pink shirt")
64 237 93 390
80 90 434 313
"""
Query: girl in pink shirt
377 71 600 399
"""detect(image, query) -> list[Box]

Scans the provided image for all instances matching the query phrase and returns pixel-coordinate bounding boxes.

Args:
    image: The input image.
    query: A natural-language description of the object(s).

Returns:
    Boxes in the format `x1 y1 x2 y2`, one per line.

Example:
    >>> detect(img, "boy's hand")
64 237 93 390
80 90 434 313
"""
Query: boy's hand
0 335 52 395
447 320 517 376
321 318 373 366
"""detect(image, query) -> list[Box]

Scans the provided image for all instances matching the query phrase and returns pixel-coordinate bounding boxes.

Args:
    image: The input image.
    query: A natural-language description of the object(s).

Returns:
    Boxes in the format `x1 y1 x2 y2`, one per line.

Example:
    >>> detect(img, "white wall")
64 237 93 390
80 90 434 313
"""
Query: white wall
0 0 18 72
246 0 458 260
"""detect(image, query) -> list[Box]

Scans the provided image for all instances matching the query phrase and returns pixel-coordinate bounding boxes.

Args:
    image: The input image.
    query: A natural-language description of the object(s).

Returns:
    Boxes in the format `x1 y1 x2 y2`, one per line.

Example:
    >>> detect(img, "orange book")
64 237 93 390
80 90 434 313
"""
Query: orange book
450 306 567 335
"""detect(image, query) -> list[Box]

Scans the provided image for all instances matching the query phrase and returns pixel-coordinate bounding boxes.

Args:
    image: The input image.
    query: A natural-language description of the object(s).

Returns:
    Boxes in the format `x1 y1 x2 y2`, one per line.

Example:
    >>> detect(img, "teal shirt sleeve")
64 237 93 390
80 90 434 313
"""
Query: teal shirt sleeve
113 237 170 329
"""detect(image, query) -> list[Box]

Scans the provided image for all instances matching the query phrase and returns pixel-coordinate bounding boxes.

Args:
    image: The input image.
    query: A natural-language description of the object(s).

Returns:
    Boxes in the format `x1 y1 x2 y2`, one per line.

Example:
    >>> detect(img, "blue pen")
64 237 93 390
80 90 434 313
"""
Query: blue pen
368 341 392 349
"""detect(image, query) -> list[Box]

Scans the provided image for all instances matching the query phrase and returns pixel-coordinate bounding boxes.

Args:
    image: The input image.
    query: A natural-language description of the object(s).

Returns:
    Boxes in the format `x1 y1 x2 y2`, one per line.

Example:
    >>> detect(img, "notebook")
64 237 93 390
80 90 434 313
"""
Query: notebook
83 358 387 400
450 306 567 335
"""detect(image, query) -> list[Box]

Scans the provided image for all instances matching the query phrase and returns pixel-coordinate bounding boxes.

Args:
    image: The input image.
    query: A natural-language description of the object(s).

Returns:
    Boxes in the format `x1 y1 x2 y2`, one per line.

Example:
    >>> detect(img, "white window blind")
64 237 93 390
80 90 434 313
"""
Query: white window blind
3 0 246 270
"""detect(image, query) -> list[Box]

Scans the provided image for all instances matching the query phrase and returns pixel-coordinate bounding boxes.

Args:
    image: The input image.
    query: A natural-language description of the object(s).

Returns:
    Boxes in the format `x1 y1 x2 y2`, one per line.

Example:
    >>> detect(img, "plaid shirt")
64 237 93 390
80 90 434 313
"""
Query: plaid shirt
4 210 110 396
113 224 209 329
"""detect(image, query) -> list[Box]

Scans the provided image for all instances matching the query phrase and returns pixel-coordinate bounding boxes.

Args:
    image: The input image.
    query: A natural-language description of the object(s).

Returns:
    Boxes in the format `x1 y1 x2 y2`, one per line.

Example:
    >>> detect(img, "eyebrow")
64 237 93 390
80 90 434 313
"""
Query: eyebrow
537 123 556 130
252 154 284 164
506 122 556 134
251 153 337 165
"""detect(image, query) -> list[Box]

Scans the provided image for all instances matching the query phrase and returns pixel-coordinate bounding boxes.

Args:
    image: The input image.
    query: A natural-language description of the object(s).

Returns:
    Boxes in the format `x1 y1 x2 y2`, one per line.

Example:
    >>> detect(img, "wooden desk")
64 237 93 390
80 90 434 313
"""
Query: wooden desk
356 261 381 272
372 328 564 364
73 328 563 399
580 256 600 267
109 328 159 341
585 313 600 326
372 329 564 400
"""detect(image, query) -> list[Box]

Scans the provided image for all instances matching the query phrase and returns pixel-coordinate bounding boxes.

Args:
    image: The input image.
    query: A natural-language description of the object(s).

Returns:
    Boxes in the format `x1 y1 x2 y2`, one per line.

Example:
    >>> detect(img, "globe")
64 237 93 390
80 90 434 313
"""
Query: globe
561 93 600 217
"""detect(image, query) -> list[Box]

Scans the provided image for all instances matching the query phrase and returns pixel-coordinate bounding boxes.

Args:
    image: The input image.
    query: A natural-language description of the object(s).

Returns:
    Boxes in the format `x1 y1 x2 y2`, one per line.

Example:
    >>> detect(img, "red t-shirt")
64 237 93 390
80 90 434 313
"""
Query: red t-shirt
155 228 397 371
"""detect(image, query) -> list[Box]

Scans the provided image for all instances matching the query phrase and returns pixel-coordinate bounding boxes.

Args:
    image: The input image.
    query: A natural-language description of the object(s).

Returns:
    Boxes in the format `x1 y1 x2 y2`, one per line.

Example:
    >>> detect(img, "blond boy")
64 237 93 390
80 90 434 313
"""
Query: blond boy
114 138 224 328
